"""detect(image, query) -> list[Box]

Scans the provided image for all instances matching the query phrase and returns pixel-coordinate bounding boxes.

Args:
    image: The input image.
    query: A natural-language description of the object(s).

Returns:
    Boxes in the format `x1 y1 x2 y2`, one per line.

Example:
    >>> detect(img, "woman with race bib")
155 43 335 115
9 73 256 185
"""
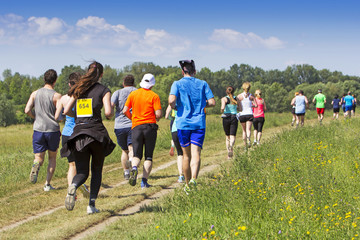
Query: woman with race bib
61 61 115 214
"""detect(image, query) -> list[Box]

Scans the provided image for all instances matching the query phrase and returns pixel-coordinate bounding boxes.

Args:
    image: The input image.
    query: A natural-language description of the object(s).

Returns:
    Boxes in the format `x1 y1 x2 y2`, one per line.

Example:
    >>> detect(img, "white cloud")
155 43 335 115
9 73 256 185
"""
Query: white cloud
28 16 66 35
129 29 191 57
209 29 285 50
0 29 4 37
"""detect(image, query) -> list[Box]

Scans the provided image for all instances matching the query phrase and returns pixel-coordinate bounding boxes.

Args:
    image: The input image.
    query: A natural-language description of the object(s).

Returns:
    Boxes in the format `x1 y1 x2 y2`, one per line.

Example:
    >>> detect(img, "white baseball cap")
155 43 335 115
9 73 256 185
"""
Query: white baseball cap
140 73 155 89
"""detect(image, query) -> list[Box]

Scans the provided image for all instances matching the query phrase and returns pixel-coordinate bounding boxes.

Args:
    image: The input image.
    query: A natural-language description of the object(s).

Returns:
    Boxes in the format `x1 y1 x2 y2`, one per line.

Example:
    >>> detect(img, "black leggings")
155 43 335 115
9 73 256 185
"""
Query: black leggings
171 131 183 156
253 117 265 132
72 141 105 202
132 124 158 161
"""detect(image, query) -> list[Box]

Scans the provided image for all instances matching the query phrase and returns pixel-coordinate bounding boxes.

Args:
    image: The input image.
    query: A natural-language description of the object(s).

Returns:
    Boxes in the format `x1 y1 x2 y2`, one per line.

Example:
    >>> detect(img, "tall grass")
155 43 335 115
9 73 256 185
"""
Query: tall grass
125 118 360 239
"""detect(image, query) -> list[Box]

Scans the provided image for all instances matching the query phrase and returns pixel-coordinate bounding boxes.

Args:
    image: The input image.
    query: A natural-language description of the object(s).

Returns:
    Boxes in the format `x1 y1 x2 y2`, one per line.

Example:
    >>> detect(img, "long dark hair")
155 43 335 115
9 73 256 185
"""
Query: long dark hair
68 61 103 99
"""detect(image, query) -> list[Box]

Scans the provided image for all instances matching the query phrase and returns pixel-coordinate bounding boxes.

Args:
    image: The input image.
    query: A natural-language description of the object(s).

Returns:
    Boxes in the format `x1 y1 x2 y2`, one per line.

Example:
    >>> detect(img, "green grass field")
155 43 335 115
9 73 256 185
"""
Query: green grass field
0 110 346 239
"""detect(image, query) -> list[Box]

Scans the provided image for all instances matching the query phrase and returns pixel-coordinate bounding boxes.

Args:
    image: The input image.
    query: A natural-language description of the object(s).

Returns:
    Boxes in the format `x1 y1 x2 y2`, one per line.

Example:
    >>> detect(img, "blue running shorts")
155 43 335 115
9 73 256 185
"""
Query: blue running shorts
177 129 205 149
33 131 61 153
114 127 132 151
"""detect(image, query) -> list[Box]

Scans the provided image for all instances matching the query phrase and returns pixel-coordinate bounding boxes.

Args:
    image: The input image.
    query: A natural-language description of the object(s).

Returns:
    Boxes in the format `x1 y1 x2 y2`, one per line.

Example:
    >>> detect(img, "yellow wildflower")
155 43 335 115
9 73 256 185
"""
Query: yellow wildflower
210 231 215 235
155 226 159 229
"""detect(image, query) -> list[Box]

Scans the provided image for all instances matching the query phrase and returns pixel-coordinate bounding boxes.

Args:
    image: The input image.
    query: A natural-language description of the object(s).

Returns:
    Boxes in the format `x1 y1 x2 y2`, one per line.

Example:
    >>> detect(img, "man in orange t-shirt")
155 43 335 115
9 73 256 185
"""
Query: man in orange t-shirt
123 73 162 188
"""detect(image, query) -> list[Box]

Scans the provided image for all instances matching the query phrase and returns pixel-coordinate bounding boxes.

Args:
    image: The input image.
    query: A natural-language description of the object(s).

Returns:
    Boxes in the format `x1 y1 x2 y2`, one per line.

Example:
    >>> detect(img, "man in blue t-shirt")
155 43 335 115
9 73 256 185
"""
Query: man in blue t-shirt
168 60 215 194
343 91 355 118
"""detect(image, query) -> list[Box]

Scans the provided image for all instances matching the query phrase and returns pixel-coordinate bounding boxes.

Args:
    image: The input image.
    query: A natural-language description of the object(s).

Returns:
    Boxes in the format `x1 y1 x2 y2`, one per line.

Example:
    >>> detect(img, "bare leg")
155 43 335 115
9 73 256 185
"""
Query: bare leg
257 132 263 143
182 146 191 184
67 162 76 186
34 152 46 166
246 121 252 146
240 122 247 147
177 155 183 175
121 149 130 170
46 150 57 185
131 157 141 169
190 144 201 179
142 160 152 179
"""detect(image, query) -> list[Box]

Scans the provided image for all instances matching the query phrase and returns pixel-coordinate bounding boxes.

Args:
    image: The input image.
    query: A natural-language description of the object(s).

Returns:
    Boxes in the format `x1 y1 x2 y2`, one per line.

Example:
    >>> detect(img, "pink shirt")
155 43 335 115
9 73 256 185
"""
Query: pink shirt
253 98 265 118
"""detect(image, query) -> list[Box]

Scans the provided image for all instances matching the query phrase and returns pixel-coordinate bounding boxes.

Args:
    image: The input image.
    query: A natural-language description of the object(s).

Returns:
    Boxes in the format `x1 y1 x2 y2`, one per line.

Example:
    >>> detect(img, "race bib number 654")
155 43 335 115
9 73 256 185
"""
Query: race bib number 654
77 98 93 117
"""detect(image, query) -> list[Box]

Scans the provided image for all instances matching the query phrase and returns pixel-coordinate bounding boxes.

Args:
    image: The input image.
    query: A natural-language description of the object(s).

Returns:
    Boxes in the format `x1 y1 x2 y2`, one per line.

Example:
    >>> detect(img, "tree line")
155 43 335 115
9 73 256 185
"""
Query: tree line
0 62 359 126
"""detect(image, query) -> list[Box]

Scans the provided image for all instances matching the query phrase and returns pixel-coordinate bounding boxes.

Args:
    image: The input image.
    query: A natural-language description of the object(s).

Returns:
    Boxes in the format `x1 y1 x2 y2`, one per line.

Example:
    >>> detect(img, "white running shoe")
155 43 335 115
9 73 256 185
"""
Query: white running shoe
65 184 76 211
87 205 100 214
43 184 55 191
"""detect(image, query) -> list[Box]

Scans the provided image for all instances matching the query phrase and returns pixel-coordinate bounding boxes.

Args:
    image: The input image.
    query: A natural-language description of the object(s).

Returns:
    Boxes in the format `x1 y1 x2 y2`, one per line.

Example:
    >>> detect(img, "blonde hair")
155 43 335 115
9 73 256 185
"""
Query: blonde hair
226 86 237 105
242 82 251 93
295 92 299 96
255 89 262 98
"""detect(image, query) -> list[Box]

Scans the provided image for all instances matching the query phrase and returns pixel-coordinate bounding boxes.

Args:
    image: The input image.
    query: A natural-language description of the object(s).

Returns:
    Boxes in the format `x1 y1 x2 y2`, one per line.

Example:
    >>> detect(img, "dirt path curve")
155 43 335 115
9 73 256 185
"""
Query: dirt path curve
71 164 219 240
0 160 177 233
0 116 334 237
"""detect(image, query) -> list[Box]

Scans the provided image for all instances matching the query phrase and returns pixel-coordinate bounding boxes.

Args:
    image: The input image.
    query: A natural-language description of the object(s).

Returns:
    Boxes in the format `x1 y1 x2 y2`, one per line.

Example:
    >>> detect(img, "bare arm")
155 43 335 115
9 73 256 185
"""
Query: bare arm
165 105 172 119
237 94 243 112
206 97 216 108
220 97 226 113
123 106 132 120
305 96 309 108
24 91 37 119
263 99 267 111
64 96 76 117
291 97 296 106
169 95 176 109
103 92 113 120
155 109 162 122
55 96 65 121
251 96 258 108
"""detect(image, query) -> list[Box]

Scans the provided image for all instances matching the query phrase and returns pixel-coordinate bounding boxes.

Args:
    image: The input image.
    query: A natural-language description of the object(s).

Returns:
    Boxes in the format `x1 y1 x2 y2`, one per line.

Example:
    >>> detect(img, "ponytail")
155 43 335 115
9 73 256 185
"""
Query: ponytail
226 86 237 105
68 61 103 99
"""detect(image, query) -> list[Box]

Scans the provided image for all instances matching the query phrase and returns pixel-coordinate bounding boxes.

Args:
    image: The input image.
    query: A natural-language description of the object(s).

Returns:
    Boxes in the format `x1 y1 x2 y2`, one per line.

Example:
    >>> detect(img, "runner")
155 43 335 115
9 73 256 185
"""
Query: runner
165 106 176 156
24 69 61 191
340 93 346 117
220 86 238 159
352 94 357 116
169 60 215 195
123 73 162 189
61 61 115 214
313 89 326 124
54 72 90 197
111 75 137 180
331 94 341 120
343 91 355 118
291 90 309 127
252 89 266 145
236 82 257 149
291 92 299 126
165 105 184 182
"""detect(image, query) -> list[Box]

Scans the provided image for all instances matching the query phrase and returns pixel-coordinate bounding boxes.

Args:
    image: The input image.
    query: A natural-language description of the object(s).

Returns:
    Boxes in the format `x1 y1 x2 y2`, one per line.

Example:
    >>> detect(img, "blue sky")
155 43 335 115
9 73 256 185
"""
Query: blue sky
0 0 359 78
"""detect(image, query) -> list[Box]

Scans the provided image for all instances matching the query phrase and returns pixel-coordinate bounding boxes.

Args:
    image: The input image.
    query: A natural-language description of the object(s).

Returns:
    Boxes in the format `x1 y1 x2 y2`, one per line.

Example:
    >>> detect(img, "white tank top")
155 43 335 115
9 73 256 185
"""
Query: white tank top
240 92 253 116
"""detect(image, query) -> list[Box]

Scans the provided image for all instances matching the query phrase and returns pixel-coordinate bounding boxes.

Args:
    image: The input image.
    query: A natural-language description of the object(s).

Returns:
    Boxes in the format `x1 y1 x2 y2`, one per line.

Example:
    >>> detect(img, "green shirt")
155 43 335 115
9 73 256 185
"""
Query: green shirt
314 93 326 108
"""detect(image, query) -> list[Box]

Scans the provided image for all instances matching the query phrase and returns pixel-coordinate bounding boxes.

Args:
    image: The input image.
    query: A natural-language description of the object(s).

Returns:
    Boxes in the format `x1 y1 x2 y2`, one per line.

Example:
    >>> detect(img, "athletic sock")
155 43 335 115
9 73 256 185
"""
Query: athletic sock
132 166 138 171
124 169 130 175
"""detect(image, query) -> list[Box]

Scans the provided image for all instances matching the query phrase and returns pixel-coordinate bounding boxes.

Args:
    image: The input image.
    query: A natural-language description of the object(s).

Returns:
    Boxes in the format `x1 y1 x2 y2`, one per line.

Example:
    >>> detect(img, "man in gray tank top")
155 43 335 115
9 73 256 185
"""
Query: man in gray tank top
25 69 62 191
111 75 137 180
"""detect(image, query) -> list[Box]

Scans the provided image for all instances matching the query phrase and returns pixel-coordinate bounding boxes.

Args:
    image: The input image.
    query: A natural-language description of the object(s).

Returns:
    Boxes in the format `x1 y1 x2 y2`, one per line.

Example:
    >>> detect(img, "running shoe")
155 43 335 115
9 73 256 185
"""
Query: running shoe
178 175 185 183
141 181 152 189
184 184 191 195
65 184 76 211
189 178 197 190
79 184 90 198
124 172 130 180
169 146 175 156
30 162 40 184
43 184 55 191
87 205 100 214
129 168 138 186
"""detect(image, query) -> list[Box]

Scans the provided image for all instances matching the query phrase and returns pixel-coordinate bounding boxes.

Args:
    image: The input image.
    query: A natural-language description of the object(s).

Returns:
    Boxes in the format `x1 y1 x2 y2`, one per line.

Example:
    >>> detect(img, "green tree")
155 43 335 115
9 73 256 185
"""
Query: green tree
0 94 16 126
